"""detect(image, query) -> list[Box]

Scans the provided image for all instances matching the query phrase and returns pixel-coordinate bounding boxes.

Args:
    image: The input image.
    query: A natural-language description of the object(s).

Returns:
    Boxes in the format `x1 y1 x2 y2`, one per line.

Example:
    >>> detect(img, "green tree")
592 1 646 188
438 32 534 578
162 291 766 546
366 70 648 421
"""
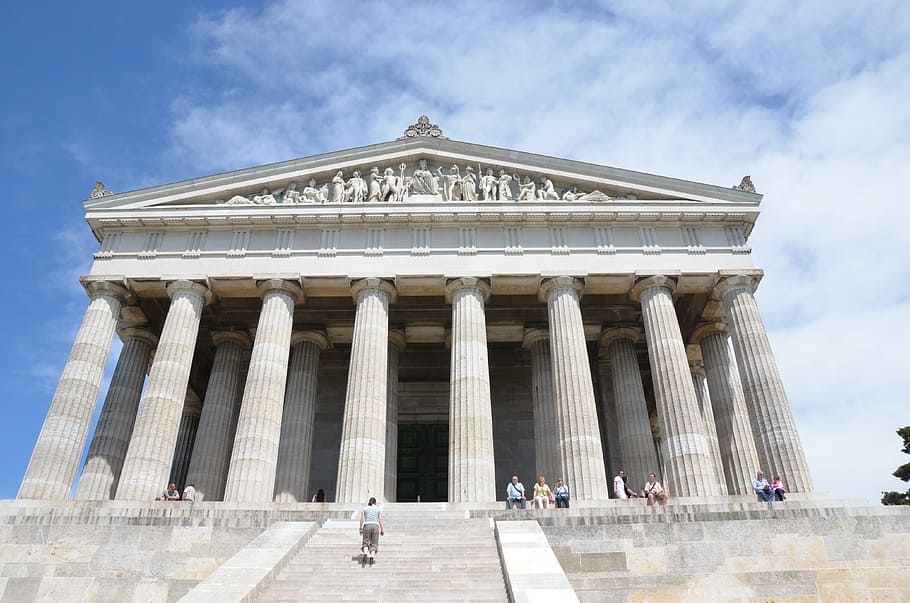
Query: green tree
881 426 910 506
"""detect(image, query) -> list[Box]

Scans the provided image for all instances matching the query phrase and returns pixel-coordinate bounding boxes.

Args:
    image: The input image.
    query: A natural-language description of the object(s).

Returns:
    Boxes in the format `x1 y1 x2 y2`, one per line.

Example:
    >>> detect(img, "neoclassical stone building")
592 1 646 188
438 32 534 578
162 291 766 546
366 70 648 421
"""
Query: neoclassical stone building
19 117 812 505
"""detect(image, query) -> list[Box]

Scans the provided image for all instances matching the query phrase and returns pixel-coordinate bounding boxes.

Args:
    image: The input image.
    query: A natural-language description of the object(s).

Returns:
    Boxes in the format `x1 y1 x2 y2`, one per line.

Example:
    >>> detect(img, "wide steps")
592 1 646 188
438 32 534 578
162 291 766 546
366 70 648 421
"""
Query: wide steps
257 518 508 601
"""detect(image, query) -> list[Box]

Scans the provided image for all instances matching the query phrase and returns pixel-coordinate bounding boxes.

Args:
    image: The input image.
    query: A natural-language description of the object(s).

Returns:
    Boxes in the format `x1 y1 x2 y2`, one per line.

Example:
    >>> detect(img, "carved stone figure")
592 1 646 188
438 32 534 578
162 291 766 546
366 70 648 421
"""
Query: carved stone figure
368 167 382 202
733 176 756 193
284 182 301 204
462 167 477 201
252 189 277 205
380 167 403 203
302 178 325 203
562 186 579 201
331 171 346 203
537 177 559 200
576 190 612 202
515 175 536 201
90 181 113 199
410 159 438 195
479 168 497 201
346 170 367 203
400 115 446 139
226 195 253 205
498 170 513 201
437 165 462 201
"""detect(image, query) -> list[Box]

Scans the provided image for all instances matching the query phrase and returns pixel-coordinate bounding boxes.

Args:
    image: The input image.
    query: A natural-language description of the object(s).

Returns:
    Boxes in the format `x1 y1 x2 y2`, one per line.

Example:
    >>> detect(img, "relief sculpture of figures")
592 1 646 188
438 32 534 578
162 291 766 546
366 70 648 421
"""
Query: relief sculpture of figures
380 166 403 203
562 185 579 201
284 182 301 204
461 166 477 201
302 178 326 203
368 167 382 202
346 170 367 203
437 165 462 201
252 188 277 205
331 171 346 203
537 176 559 200
410 159 439 195
479 167 497 201
498 170 514 201
515 175 536 201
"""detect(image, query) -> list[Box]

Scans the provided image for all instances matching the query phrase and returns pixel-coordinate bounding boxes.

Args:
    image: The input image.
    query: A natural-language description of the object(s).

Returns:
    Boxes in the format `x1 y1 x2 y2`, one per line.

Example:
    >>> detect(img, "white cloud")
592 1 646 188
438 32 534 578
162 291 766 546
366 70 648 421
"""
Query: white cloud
152 0 910 502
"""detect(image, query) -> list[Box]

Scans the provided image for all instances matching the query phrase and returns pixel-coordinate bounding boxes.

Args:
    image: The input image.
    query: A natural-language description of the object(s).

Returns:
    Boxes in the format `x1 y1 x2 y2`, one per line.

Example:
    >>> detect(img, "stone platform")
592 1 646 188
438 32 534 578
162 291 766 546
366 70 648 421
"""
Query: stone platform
0 497 908 602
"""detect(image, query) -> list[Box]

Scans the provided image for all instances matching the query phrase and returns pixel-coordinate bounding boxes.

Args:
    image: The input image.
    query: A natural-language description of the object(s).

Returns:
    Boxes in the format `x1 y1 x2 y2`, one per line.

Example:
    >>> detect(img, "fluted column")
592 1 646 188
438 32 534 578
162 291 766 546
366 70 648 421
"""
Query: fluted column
447 277 496 502
540 276 609 500
716 274 813 492
185 331 251 501
19 280 131 500
335 278 395 503
692 322 761 495
168 404 200 490
273 330 328 503
631 276 720 497
600 327 660 489
224 279 303 502
523 328 560 481
116 280 210 500
384 330 405 503
75 326 157 500
687 353 728 495
596 354 622 480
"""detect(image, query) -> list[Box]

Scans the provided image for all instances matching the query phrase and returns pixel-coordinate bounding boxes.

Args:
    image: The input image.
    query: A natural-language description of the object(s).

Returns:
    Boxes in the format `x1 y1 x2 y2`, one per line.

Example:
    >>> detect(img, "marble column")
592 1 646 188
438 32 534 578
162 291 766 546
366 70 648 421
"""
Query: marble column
687 353 728 495
630 276 720 497
75 326 157 500
540 276 609 500
273 330 328 503
335 278 395 503
185 331 251 501
715 274 814 492
168 403 200 490
596 354 622 480
224 279 303 503
692 322 761 495
600 327 660 489
116 280 210 500
447 277 497 503
384 330 405 503
523 328 560 482
19 280 131 500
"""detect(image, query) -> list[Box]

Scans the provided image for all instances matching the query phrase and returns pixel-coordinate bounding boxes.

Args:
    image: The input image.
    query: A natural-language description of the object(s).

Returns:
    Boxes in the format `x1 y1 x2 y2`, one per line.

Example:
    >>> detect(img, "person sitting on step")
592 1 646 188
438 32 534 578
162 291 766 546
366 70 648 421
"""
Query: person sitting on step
771 475 787 501
753 471 774 502
506 475 527 509
532 475 552 509
643 473 668 505
554 478 570 508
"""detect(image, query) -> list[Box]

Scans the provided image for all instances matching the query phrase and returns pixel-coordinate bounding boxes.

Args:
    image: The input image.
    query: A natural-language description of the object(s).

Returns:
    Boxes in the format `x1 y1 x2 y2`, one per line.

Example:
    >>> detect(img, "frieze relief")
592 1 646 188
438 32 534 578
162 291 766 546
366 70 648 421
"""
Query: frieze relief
215 160 630 207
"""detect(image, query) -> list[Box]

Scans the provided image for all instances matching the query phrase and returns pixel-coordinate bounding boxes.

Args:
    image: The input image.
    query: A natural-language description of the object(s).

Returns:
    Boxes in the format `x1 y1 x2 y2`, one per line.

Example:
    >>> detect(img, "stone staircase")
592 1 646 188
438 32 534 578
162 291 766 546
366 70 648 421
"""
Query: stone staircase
258 504 509 601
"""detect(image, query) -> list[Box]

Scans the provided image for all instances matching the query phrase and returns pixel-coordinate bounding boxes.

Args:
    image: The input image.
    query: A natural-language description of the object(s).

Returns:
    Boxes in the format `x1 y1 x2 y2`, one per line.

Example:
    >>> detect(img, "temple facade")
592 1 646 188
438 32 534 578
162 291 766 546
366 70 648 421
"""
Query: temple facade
18 117 812 505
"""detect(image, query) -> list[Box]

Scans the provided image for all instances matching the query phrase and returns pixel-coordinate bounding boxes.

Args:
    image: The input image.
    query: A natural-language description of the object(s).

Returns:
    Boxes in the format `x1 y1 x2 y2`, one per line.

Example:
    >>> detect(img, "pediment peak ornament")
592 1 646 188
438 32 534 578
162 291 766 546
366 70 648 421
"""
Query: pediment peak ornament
399 115 447 140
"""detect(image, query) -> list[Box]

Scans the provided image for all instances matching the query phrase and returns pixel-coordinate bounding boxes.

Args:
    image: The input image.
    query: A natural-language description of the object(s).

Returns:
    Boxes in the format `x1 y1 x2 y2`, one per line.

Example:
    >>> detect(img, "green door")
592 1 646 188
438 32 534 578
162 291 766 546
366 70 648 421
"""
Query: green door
397 424 448 502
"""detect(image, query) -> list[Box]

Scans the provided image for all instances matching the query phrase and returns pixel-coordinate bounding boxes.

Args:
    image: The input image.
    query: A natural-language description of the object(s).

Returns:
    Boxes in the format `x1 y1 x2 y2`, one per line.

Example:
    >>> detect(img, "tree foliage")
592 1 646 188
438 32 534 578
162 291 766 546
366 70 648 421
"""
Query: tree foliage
881 426 910 506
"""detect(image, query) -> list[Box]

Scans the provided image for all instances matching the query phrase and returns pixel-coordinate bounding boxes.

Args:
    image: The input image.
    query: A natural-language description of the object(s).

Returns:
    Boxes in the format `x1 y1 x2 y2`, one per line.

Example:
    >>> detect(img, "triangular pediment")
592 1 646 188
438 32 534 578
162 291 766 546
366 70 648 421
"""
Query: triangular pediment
84 135 761 213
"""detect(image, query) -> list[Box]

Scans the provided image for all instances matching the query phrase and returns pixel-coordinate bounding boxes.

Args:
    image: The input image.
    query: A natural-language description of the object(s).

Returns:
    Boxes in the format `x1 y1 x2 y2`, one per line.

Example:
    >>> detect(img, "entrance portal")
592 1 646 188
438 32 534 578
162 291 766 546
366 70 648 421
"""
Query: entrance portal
397 424 448 502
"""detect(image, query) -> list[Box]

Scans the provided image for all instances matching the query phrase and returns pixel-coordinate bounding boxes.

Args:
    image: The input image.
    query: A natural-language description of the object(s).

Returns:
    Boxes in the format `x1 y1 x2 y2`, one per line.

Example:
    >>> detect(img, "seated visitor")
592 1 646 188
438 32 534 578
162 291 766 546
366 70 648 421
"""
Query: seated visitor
533 475 552 509
771 475 787 501
753 471 774 502
643 473 668 505
554 478 570 508
157 483 180 501
506 475 526 509
182 483 197 502
311 488 326 503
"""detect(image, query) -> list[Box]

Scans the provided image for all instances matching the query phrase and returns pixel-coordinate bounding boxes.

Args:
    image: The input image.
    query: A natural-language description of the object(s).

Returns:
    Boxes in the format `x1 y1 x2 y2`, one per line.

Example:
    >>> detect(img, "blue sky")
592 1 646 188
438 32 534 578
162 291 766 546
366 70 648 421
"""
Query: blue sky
1 2 908 502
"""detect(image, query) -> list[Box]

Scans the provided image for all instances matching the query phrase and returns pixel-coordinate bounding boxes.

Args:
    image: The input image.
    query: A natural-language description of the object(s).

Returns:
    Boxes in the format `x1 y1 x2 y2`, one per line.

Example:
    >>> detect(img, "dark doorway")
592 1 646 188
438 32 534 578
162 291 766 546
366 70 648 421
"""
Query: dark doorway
397 423 448 502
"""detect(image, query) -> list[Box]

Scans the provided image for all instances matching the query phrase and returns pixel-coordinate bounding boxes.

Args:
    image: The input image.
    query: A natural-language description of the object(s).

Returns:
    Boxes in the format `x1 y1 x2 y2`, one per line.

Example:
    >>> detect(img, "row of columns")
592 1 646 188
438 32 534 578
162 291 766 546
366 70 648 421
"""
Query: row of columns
19 272 813 503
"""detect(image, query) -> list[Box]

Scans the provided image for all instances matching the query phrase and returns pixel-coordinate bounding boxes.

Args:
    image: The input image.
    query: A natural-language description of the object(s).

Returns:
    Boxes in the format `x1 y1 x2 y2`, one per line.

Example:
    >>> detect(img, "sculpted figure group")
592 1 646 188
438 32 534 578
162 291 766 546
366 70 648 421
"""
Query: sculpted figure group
220 160 613 205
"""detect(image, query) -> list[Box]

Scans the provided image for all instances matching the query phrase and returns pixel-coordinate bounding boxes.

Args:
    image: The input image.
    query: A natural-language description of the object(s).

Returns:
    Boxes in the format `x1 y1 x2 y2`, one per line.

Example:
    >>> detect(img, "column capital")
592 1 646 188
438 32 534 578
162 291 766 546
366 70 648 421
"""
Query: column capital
291 329 329 350
539 275 584 300
80 276 133 305
445 277 490 303
714 273 759 300
351 277 398 304
211 330 252 349
165 279 213 306
629 275 677 302
256 278 304 304
690 321 729 344
521 327 549 350
117 326 158 348
388 329 407 350
598 326 641 349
